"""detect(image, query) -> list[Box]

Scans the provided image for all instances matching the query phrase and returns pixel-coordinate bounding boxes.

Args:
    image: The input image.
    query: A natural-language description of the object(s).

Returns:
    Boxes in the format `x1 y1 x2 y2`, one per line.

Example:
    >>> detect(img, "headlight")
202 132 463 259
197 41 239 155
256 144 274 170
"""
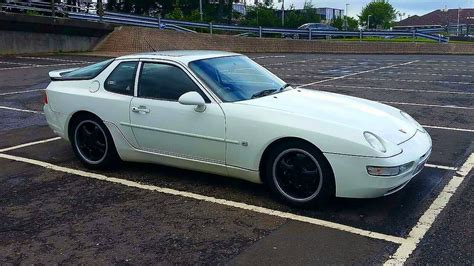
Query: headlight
400 111 425 133
364 132 386 153
367 162 414 176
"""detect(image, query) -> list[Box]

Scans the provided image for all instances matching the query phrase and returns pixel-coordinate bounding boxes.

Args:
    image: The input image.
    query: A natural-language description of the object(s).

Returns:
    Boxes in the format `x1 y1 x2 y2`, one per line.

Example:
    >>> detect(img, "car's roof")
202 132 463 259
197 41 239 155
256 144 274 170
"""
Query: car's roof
117 50 241 63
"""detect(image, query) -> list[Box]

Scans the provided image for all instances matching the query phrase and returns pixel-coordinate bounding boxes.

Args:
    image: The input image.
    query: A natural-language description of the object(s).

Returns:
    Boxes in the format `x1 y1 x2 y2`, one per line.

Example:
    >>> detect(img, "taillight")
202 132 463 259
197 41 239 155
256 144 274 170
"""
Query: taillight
43 91 48 104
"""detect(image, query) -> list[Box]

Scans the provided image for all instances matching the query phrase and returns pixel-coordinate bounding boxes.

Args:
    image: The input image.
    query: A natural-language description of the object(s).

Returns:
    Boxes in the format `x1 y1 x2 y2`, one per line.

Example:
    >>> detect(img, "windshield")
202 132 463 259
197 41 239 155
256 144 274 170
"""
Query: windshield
189 56 287 102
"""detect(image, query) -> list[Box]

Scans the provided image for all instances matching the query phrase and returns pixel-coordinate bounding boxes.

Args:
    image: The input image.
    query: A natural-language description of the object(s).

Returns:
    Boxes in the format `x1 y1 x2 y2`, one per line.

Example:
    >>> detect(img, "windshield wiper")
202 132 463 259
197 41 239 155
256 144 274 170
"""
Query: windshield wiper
250 84 292 99
276 83 292 93
251 89 277 99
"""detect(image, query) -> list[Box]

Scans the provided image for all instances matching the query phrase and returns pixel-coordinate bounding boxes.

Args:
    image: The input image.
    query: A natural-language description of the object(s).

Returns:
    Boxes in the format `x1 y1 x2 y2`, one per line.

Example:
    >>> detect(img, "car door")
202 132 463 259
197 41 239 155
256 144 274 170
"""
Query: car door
129 61 226 166
99 60 139 147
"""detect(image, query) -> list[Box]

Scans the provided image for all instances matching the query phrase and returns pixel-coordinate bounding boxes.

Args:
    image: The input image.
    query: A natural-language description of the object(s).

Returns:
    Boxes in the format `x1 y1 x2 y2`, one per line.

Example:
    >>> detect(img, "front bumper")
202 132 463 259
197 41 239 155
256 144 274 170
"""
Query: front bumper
325 130 432 198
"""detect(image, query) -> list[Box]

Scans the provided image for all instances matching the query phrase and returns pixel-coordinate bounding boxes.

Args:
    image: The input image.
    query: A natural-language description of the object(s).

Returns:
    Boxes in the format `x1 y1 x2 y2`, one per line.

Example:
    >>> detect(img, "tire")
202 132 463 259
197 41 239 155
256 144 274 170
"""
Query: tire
263 140 335 207
70 114 119 169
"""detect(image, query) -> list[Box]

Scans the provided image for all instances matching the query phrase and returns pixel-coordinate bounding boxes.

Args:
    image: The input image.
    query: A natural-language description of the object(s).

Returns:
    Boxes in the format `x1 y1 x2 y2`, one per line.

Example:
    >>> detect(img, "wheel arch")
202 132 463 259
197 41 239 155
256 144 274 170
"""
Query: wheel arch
259 136 330 182
67 110 104 141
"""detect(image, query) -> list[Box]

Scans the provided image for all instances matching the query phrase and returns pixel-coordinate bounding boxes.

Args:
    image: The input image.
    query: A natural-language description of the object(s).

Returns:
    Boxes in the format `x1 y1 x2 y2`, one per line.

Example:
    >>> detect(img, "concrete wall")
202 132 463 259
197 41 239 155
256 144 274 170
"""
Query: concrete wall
0 12 114 55
0 30 102 54
94 26 474 56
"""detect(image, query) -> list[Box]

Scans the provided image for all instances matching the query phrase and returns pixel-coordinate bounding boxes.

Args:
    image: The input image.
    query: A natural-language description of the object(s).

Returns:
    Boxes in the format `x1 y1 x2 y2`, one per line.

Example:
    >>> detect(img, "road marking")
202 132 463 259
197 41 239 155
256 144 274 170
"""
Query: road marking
0 89 44 96
381 101 474 110
376 71 472 78
0 61 37 66
422 125 474 133
425 164 458 171
16 56 94 63
0 152 405 244
0 106 44 114
308 84 474 95
391 66 474 72
297 60 419 88
0 62 87 71
385 153 474 265
263 58 323 66
0 137 61 153
251 55 286 59
345 77 474 85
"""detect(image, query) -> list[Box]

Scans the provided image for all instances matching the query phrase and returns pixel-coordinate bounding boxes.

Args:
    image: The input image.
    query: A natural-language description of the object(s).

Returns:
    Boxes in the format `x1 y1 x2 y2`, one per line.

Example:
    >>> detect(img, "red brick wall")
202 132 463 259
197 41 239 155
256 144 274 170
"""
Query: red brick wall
94 26 474 56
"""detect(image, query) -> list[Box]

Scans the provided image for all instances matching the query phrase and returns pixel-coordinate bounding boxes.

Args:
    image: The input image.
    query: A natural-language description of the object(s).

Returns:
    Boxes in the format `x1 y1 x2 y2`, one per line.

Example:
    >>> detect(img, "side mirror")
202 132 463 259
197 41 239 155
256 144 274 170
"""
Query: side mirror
178 91 206 112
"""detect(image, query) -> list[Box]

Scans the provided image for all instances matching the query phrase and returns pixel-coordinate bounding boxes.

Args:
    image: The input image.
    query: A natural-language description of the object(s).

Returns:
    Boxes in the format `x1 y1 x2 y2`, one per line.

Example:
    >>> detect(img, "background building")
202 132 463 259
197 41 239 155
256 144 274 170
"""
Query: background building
316 7 344 22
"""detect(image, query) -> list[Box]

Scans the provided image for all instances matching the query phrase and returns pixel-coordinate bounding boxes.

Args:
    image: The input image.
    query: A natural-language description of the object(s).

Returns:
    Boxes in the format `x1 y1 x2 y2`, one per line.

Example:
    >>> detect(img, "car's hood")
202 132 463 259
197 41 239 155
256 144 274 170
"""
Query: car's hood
239 88 417 145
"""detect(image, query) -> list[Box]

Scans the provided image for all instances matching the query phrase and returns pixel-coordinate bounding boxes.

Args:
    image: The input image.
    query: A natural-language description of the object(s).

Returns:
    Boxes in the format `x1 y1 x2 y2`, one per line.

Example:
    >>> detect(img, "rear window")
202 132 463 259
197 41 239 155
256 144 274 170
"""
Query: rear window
62 59 114 79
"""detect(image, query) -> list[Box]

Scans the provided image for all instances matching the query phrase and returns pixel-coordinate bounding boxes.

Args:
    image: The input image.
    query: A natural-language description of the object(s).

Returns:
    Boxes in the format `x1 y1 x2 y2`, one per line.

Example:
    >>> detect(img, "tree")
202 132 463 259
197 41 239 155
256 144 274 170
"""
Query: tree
331 16 358 31
297 1 320 25
241 3 279 27
358 0 396 29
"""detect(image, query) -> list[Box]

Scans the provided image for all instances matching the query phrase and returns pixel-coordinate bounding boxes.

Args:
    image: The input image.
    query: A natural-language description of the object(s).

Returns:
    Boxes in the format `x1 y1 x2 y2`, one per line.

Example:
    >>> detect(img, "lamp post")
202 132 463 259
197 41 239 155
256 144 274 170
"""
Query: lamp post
344 3 349 30
281 0 285 27
457 7 462 36
367 14 372 30
199 0 203 21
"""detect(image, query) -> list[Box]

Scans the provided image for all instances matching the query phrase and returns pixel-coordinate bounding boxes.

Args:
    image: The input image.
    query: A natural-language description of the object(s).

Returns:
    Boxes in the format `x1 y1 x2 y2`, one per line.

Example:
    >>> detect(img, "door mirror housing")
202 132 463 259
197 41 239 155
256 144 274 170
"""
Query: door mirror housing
178 91 206 112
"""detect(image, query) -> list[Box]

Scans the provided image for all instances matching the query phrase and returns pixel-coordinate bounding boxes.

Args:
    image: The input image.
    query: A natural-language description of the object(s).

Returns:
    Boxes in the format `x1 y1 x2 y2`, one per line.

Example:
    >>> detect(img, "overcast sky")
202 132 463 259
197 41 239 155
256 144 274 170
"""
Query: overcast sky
246 0 473 19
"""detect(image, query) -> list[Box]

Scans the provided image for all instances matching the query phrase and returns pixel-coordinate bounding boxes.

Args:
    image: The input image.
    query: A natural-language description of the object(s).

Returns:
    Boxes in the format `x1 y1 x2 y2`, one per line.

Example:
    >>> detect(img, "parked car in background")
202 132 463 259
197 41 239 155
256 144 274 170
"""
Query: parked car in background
284 23 339 39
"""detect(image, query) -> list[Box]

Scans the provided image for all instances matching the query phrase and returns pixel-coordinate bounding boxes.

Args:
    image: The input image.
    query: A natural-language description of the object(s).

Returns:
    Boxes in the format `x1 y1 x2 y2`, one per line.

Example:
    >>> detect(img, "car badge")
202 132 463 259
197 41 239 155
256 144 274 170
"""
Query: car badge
399 129 407 134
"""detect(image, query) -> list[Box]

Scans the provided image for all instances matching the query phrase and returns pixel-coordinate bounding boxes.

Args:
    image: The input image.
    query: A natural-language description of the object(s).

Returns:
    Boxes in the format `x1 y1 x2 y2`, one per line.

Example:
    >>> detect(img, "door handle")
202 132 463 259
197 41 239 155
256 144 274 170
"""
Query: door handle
131 106 150 113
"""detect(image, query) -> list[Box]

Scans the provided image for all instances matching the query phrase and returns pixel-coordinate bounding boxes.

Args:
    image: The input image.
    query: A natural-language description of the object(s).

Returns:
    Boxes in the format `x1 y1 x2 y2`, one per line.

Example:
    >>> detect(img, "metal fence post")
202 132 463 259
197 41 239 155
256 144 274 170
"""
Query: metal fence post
50 0 55 17
158 17 161 29
209 22 213 34
309 28 312 40
412 30 416 42
259 26 262 38
359 29 362 41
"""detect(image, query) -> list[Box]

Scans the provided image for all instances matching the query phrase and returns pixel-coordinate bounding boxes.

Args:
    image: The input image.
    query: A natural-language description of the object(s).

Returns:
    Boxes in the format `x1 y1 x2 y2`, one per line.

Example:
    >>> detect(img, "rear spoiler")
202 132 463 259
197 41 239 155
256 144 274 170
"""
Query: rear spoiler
48 68 80 81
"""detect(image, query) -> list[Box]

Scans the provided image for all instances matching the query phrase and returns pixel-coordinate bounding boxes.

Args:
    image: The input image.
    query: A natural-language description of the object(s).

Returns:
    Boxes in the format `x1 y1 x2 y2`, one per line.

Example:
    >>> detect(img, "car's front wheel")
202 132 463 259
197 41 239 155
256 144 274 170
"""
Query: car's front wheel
70 115 119 169
263 140 335 206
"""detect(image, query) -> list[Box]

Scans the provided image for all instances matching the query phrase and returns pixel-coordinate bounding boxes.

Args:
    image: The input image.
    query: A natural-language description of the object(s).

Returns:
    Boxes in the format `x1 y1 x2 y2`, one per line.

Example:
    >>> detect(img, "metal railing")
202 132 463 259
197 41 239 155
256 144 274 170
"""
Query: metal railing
71 11 449 43
1 1 450 43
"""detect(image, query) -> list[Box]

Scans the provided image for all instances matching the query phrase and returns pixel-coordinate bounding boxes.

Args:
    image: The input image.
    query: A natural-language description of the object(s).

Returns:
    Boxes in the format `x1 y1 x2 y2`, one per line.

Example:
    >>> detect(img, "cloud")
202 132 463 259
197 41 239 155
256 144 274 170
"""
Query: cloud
247 0 472 18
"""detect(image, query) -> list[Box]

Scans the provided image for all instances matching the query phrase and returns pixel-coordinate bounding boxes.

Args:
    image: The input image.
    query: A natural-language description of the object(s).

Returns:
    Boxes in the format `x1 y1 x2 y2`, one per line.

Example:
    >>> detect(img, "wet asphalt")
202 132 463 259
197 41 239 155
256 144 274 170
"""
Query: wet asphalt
0 53 472 264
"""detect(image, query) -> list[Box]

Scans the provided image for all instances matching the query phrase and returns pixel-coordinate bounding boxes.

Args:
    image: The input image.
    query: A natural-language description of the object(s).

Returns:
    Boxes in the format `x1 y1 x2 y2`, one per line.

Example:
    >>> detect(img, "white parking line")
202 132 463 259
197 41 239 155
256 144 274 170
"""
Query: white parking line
391 66 474 72
425 164 458 171
385 153 474 265
376 72 473 78
309 84 474 95
0 89 44 96
0 106 44 114
251 55 287 59
345 77 474 85
16 56 93 63
422 125 474 133
0 151 405 244
0 61 37 66
0 62 87 71
298 60 419 88
0 137 61 153
381 101 474 111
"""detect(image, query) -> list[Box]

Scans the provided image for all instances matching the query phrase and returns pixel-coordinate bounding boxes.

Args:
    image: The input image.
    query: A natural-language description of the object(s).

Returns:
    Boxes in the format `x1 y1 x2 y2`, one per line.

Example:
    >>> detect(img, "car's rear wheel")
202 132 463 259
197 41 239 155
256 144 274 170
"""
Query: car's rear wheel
263 140 335 206
70 115 119 169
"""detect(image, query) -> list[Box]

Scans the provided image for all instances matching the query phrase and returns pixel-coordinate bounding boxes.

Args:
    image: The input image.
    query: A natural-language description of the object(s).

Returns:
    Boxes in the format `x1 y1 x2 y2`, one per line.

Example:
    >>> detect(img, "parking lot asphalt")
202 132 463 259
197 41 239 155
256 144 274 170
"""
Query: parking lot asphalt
0 53 472 264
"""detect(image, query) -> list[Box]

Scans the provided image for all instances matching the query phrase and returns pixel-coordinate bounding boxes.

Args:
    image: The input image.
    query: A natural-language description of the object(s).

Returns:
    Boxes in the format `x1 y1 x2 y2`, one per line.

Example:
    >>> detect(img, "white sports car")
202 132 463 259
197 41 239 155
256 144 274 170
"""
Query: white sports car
44 51 432 206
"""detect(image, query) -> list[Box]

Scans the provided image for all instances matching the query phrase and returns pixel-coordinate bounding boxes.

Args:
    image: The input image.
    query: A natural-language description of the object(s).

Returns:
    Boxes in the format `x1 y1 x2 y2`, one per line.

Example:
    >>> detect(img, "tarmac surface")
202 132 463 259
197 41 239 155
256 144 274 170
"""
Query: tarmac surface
0 53 472 264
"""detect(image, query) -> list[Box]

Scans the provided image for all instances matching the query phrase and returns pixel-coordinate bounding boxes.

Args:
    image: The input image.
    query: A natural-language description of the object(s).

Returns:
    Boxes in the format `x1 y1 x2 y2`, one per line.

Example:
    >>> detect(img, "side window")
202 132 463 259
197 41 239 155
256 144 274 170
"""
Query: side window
104 61 138 96
138 62 209 102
